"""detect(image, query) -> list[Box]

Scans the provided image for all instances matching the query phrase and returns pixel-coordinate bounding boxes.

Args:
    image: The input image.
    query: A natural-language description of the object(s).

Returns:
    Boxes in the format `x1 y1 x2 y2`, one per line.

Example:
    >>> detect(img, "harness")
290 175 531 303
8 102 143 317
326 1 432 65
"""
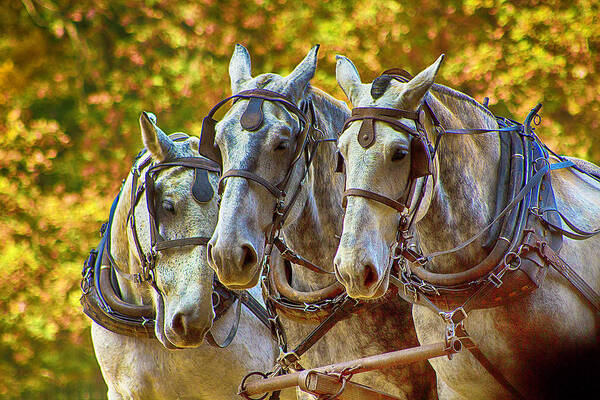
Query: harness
339 69 600 398
202 89 390 398
81 132 270 349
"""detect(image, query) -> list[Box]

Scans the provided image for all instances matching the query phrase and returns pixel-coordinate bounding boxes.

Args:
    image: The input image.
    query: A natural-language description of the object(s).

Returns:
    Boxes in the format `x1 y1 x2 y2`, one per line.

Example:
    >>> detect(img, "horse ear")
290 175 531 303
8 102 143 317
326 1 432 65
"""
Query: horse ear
283 44 319 102
139 111 175 162
336 55 362 104
229 44 252 95
402 54 445 109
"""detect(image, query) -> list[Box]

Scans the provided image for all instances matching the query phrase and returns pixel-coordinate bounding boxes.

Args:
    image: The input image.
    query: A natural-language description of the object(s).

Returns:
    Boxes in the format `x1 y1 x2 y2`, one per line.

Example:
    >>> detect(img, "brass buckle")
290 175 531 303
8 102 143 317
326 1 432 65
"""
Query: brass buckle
488 272 504 288
277 350 300 370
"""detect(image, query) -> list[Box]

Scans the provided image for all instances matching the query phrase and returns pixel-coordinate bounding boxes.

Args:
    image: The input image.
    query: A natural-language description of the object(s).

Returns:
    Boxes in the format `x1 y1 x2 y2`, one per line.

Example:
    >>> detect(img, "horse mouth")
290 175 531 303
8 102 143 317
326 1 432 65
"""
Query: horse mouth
345 266 391 300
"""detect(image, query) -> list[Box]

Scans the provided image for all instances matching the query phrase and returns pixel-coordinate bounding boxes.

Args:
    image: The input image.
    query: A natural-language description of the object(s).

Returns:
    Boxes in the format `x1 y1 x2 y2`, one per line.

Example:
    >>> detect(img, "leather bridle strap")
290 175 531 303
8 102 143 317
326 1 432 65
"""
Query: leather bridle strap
342 188 407 213
276 295 362 371
153 237 209 251
219 168 284 198
205 294 243 348
273 237 333 275
343 107 421 136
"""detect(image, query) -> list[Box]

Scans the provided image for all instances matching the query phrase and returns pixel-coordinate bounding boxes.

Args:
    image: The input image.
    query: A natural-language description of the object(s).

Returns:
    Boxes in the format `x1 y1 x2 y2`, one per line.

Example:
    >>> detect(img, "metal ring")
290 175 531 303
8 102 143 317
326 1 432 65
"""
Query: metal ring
211 292 221 309
238 371 270 400
503 252 521 271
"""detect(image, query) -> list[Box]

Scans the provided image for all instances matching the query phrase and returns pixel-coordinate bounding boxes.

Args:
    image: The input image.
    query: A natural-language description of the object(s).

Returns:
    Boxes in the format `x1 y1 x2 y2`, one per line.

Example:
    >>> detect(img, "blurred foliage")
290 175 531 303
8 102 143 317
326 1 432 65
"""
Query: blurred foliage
0 0 598 398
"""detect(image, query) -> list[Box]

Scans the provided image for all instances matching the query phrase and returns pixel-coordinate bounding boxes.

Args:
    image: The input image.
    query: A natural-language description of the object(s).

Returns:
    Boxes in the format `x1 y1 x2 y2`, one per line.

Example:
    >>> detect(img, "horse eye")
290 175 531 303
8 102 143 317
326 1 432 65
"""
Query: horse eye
391 149 408 162
161 200 175 213
275 140 289 151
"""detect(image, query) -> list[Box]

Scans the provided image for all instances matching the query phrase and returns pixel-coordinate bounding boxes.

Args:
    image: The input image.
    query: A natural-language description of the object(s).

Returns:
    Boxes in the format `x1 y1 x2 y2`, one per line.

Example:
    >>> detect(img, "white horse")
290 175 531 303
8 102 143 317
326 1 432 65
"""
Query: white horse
88 113 292 399
334 55 600 399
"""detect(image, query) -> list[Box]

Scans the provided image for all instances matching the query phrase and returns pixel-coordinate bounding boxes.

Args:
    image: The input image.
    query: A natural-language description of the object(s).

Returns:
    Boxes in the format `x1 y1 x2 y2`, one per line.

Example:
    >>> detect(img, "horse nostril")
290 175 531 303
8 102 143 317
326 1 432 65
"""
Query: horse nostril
240 244 257 270
171 312 186 336
363 263 378 288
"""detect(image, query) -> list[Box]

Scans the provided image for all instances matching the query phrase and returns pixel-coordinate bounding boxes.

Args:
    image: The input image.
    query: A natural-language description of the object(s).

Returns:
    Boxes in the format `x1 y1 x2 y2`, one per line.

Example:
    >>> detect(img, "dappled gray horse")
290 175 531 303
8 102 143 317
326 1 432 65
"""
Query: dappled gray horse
89 113 288 399
207 44 436 399
334 55 600 399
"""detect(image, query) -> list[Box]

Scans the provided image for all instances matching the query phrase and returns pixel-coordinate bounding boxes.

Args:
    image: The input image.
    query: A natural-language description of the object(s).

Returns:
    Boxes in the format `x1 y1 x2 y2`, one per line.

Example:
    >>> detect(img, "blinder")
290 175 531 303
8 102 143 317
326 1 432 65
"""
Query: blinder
192 168 214 203
409 137 433 179
335 151 345 174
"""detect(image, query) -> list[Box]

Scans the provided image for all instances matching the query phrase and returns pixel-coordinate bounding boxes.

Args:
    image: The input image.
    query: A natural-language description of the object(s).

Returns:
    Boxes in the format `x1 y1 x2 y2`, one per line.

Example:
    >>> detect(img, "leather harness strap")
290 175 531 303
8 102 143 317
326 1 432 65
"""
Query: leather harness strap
455 325 527 400
527 232 600 312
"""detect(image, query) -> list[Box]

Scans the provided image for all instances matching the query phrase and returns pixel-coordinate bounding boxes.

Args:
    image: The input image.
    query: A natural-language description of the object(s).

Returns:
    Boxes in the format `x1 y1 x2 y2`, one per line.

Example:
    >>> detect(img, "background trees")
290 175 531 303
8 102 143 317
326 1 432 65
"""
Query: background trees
1 0 597 397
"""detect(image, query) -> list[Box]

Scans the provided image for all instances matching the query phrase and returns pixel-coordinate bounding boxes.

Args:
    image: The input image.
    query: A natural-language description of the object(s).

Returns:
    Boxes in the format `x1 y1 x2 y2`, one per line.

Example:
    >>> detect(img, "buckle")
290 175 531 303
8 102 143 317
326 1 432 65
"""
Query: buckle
277 351 300 370
440 307 467 326
488 272 503 288
403 282 418 303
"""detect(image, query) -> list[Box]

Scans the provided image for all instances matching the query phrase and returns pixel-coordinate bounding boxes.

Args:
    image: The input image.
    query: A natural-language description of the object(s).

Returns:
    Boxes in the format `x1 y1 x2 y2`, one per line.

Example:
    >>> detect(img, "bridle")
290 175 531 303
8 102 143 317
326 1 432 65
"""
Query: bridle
337 69 439 276
116 133 221 288
199 88 337 262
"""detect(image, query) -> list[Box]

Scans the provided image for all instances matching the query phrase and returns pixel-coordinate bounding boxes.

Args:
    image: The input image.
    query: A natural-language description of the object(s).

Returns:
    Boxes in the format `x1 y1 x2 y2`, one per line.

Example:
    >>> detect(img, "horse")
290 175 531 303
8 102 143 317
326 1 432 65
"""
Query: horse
86 112 291 399
205 44 436 399
333 54 600 399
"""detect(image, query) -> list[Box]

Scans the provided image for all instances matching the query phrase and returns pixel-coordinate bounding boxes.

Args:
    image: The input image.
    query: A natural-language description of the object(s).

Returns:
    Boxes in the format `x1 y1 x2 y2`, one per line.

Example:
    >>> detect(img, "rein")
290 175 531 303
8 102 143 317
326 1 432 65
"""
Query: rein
81 132 271 349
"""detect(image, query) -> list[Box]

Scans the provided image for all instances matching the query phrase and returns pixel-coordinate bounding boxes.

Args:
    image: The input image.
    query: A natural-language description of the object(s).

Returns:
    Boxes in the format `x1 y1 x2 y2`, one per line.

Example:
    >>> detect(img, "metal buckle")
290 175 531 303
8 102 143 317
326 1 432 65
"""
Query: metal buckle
403 282 418 303
440 307 467 359
440 307 467 326
303 302 320 312
277 350 300 370
488 272 504 288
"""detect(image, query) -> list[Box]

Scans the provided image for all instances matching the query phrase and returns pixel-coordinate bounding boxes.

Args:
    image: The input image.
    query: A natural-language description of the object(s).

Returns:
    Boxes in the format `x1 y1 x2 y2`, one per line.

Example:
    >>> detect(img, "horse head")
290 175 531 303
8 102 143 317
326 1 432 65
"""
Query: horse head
207 44 319 288
116 113 220 347
333 55 445 299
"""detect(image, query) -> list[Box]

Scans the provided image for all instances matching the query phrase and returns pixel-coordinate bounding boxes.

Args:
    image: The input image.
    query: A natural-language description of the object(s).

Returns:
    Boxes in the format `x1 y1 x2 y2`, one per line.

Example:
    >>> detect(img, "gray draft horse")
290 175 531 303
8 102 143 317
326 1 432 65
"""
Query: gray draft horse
90 113 289 399
334 54 600 399
207 45 436 399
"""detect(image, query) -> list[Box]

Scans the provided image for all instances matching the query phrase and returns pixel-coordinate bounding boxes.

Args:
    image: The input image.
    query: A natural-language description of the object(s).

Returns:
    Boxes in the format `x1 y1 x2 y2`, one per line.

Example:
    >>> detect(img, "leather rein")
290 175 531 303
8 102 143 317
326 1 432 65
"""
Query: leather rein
81 133 271 349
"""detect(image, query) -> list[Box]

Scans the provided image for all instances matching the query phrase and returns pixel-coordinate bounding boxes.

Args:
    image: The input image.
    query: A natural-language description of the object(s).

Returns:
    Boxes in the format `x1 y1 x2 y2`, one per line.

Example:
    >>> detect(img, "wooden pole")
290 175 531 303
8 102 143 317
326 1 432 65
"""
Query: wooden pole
240 342 450 397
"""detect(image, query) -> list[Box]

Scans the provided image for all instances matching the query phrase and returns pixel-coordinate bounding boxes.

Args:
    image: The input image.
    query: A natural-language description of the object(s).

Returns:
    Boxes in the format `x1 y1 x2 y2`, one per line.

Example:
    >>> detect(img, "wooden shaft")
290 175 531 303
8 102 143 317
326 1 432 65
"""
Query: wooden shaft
299 370 403 400
241 342 449 396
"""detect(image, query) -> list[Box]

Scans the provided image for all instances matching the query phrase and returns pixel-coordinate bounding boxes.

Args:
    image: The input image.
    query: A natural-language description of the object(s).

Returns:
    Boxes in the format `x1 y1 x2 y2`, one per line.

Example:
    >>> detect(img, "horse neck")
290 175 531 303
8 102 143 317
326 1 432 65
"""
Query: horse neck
109 168 149 305
281 87 350 289
416 89 501 273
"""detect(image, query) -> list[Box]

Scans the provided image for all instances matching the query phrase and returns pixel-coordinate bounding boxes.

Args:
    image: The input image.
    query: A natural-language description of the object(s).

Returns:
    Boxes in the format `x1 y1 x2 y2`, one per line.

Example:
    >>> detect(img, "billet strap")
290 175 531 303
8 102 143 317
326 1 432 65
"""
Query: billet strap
343 188 407 213
455 325 526 400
